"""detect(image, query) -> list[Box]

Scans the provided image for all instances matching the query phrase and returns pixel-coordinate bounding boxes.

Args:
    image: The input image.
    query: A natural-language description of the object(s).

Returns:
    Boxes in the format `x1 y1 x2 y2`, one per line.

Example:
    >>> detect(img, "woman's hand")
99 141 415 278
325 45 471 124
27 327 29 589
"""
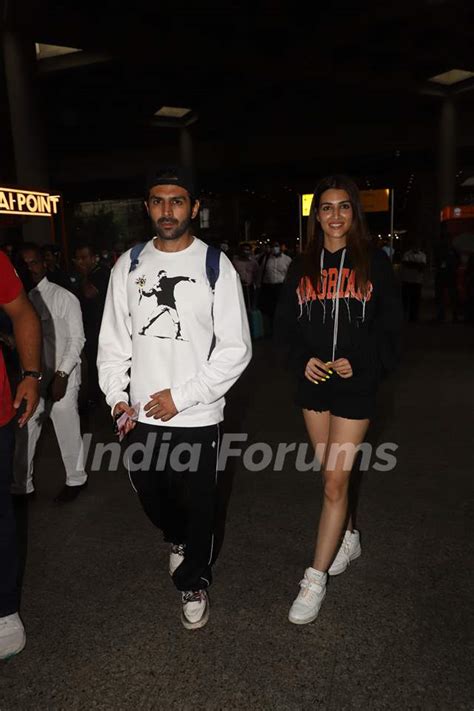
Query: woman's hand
331 358 353 379
305 357 333 384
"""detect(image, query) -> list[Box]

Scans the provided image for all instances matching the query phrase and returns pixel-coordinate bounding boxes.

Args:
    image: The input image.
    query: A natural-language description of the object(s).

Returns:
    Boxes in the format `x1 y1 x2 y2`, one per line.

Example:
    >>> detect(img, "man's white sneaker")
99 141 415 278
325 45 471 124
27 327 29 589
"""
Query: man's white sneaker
181 590 210 630
169 543 185 576
0 613 26 660
288 568 327 625
328 529 361 576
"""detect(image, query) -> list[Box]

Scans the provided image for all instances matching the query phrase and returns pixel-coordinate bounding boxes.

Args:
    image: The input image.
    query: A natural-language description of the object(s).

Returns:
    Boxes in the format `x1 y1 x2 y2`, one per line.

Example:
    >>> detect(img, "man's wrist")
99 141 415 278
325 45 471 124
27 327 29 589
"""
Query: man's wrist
22 370 42 381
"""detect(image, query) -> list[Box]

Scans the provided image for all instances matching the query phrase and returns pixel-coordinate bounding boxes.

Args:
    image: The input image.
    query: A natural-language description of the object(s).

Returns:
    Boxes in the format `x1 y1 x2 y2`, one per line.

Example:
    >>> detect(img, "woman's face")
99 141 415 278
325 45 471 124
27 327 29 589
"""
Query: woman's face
316 189 354 245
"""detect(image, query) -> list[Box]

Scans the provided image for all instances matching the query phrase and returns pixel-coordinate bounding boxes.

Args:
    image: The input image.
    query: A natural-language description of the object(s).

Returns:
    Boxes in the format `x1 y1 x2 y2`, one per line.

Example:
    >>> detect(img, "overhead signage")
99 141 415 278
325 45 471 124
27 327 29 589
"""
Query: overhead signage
360 189 390 213
302 194 314 217
441 205 474 221
0 187 61 218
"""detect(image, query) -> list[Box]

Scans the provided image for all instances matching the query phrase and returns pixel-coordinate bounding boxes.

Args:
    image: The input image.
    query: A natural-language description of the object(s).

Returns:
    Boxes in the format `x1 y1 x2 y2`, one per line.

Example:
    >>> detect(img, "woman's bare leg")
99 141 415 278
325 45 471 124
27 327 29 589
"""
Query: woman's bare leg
312 415 369 572
302 409 330 464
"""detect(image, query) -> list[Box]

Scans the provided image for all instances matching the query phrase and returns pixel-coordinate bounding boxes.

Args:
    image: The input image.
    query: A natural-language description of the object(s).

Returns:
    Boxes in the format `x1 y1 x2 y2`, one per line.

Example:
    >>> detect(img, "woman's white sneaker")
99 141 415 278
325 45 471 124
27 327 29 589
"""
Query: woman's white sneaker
169 543 186 576
288 568 327 625
328 530 361 576
0 613 26 660
181 590 210 630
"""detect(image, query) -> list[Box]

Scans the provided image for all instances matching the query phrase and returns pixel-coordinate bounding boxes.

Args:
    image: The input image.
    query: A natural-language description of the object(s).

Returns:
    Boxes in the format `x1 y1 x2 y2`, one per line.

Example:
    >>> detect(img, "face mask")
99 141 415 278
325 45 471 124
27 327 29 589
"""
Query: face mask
273 247 281 256
243 250 251 257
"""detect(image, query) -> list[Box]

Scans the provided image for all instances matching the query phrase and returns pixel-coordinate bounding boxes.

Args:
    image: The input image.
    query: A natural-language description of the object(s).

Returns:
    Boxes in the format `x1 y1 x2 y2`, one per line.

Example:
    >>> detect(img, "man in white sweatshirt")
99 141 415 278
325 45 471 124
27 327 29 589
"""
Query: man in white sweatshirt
98 167 251 630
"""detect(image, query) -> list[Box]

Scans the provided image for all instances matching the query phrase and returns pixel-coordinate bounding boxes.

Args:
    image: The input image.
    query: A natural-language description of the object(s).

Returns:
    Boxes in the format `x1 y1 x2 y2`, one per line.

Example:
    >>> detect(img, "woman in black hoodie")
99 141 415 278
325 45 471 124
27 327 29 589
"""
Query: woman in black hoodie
275 175 401 625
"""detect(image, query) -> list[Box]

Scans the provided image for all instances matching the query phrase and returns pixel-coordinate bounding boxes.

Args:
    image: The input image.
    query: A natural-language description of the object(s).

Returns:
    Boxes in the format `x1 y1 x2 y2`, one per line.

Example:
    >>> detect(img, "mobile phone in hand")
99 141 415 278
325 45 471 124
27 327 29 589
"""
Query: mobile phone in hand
114 403 140 441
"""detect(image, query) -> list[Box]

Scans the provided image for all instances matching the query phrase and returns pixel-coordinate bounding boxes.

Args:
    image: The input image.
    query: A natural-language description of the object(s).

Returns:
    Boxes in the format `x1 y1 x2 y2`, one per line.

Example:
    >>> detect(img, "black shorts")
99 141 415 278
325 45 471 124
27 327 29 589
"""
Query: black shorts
295 375 377 420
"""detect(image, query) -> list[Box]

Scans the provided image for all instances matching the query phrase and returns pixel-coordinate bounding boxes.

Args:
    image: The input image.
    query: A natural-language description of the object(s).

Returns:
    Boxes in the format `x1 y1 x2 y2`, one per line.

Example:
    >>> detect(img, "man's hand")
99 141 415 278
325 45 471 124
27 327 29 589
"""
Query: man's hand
14 377 40 427
305 357 333 383
49 373 68 402
113 401 137 436
331 358 353 379
144 388 178 422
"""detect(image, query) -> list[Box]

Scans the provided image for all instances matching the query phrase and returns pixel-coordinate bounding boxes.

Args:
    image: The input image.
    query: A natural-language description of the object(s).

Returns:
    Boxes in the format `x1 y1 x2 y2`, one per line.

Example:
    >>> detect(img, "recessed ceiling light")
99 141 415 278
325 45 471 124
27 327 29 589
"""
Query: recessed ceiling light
154 106 192 119
36 43 82 60
429 69 474 86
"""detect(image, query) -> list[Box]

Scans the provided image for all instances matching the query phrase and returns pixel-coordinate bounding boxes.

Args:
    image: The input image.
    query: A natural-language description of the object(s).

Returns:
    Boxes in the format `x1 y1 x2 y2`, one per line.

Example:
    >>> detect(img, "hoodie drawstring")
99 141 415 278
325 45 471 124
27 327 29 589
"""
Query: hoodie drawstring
320 248 346 362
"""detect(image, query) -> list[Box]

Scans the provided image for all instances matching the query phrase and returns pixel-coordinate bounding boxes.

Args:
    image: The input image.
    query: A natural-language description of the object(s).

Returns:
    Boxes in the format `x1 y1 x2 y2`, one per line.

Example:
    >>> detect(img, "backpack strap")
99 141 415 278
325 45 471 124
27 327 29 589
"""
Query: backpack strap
205 244 221 293
206 245 221 358
129 242 146 273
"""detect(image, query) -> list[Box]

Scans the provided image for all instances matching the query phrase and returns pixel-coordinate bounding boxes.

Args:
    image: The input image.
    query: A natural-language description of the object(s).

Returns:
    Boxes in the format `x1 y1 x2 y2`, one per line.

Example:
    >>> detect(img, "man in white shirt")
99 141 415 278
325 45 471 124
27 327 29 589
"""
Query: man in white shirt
98 167 251 630
13 245 88 503
258 241 292 332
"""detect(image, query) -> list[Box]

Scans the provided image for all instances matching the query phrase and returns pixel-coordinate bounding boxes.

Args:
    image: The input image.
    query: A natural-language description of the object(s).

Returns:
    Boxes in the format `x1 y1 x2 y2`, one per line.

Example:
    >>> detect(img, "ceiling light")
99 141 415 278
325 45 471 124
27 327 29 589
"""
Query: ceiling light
154 106 192 119
429 69 474 86
36 43 82 60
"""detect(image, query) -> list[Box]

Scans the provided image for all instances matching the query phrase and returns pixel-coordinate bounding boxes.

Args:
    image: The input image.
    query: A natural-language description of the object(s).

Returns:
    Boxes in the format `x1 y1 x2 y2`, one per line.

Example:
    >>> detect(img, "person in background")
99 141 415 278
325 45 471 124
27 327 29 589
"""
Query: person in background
381 238 394 261
400 241 427 322
0 251 41 659
433 235 460 323
258 241 292 332
73 243 110 406
42 244 72 291
232 242 259 310
13 245 87 503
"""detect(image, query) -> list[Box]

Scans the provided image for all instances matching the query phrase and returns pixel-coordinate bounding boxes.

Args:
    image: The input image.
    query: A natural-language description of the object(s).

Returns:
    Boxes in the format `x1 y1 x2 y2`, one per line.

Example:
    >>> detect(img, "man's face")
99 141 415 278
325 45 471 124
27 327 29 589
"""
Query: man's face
145 185 199 241
74 247 96 275
22 249 47 284
43 249 60 269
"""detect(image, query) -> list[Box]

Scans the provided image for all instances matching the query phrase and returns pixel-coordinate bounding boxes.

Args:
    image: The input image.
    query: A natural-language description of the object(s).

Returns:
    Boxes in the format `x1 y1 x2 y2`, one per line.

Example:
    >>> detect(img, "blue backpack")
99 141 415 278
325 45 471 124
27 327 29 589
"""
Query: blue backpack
129 241 220 291
129 241 220 356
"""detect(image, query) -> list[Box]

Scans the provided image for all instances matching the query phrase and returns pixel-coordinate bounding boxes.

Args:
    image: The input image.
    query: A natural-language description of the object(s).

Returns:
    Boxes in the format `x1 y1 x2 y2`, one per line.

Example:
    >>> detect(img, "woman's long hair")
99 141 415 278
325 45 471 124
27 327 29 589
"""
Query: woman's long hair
303 175 371 296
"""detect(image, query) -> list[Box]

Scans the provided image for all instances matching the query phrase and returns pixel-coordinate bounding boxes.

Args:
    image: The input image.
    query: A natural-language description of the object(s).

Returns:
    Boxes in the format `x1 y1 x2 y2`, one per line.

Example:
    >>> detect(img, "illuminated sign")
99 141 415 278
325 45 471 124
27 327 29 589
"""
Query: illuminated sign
360 189 390 213
0 187 60 218
441 205 474 221
302 194 314 216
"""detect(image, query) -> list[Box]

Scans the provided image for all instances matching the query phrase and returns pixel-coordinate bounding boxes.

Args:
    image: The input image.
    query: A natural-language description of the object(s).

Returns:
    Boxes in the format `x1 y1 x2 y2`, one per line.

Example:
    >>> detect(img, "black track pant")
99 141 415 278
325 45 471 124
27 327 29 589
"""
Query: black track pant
126 422 220 592
0 423 18 617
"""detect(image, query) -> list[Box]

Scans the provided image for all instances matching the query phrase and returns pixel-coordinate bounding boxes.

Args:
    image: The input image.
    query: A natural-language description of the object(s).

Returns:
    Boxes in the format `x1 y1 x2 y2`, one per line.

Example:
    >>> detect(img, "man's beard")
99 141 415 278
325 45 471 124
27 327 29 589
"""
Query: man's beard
154 215 192 241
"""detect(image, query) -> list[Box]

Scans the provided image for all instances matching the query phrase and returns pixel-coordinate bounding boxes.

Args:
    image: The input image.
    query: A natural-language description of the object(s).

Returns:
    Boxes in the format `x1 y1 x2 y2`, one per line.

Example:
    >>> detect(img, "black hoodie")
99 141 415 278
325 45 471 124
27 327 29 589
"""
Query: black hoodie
275 247 402 390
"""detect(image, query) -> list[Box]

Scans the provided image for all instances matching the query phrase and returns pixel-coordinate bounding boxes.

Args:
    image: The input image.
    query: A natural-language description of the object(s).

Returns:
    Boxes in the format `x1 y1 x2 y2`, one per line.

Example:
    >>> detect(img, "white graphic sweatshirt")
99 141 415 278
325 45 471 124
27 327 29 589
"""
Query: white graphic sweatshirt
97 237 252 427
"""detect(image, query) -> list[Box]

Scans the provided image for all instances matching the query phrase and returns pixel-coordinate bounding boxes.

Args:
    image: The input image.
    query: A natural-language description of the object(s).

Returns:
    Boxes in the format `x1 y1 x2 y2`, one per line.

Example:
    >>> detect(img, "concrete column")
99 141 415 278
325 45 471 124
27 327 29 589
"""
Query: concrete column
2 30 50 242
438 97 456 210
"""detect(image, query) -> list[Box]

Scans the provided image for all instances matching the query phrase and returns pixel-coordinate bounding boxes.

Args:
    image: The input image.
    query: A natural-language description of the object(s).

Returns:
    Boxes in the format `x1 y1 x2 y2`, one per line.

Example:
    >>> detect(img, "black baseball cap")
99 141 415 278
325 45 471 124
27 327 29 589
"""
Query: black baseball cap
145 166 196 198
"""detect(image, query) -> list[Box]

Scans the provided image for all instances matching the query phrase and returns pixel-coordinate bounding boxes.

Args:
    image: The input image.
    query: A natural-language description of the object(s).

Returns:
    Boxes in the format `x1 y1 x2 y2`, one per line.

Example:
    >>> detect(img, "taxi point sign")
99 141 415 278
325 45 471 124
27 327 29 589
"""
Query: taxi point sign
0 187 61 218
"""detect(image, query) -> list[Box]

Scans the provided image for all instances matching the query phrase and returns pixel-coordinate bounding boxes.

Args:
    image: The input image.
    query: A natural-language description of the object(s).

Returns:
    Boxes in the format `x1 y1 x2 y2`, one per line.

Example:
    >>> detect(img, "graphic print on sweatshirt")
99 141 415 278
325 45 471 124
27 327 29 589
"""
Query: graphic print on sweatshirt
135 269 196 340
296 267 373 322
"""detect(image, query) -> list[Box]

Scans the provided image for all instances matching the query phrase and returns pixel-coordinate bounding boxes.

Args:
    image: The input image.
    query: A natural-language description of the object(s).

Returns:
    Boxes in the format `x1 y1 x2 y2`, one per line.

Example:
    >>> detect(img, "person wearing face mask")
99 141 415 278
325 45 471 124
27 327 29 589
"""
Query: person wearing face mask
258 241 292 333
275 175 401 626
232 243 259 310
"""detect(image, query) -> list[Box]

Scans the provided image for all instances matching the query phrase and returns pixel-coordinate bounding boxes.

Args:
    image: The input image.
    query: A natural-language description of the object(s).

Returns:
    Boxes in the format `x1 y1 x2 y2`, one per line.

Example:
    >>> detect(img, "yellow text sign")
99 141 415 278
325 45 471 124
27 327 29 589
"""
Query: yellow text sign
302 194 313 217
0 187 60 217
